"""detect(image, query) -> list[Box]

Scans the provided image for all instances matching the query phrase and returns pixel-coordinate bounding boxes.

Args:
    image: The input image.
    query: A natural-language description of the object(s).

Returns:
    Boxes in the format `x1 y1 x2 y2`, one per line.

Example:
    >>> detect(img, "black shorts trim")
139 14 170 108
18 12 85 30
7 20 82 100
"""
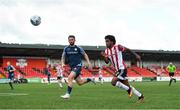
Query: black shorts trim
57 76 62 80
116 69 127 78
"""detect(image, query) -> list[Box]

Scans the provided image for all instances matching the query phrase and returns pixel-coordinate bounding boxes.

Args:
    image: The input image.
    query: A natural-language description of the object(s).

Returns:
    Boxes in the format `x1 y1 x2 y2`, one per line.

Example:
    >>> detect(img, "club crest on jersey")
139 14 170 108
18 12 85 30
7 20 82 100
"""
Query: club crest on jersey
74 48 77 51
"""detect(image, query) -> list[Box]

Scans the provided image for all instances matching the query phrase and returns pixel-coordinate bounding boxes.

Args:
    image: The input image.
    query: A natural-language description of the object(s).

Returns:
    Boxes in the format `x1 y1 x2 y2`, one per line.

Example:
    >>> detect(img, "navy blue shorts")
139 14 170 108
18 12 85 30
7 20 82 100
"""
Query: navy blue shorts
71 66 82 79
8 74 14 80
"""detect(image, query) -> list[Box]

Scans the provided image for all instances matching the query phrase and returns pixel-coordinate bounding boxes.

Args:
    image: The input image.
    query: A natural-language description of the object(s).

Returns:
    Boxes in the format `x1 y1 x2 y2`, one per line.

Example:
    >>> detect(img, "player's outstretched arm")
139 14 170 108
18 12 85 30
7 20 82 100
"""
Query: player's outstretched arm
83 53 92 69
11 66 16 72
120 45 141 61
61 51 66 67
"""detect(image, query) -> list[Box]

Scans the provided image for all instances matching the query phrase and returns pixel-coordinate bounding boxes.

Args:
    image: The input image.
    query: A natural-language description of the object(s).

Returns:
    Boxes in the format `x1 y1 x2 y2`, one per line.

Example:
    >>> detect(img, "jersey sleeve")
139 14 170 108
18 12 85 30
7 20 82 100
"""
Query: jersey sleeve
118 44 125 52
62 46 67 57
79 46 85 55
10 65 15 70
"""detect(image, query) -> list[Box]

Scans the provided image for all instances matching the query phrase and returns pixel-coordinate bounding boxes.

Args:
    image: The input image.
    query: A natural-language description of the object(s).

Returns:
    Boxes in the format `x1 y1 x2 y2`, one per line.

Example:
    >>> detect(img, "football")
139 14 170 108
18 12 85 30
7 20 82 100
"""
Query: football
30 15 41 26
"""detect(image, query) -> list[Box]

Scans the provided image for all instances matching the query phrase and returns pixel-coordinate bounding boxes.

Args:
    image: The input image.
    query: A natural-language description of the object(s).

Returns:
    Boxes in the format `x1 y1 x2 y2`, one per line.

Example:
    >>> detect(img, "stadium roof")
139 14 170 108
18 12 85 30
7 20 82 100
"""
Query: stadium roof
1 43 180 61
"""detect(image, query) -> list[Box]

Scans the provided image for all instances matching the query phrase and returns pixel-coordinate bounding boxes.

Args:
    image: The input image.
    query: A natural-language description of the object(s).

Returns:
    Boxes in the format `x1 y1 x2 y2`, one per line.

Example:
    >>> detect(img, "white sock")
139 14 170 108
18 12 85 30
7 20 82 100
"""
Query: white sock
131 86 142 97
115 81 129 91
59 82 63 87
101 80 103 84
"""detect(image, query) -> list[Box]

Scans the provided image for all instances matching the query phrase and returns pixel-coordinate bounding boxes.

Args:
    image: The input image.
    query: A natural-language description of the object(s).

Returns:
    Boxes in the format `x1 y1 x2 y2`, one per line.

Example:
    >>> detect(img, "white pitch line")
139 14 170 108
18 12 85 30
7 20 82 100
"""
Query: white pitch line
0 93 29 96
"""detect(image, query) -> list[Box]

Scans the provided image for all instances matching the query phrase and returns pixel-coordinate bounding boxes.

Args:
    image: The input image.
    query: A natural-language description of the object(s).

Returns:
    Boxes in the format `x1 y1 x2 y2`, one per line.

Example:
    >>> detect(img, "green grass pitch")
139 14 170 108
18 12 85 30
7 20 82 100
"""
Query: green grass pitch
0 81 180 109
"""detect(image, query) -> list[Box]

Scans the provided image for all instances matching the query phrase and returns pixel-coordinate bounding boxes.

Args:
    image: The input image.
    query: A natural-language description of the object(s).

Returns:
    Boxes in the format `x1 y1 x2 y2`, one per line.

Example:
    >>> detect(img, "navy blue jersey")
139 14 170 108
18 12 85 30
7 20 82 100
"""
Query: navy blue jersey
44 68 51 76
7 65 14 74
62 45 85 68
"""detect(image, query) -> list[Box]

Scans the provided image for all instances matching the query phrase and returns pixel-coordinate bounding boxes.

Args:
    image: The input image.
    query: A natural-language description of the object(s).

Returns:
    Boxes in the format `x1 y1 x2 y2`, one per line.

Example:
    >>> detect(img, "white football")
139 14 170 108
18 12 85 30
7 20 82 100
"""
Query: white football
30 15 41 26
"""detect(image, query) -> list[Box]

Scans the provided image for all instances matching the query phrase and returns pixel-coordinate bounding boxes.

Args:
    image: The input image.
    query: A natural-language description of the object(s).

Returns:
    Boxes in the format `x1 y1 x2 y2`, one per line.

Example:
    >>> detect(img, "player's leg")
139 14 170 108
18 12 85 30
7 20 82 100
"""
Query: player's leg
169 73 173 86
59 77 63 87
99 77 103 84
64 78 68 84
75 76 95 86
169 78 172 86
47 75 50 84
101 78 103 84
116 69 133 97
111 77 130 91
120 79 144 102
98 77 101 84
173 77 176 83
67 72 74 94
57 77 63 88
61 71 76 99
9 81 14 90
8 75 14 90
172 73 176 83
74 66 95 85
120 79 132 97
118 69 144 101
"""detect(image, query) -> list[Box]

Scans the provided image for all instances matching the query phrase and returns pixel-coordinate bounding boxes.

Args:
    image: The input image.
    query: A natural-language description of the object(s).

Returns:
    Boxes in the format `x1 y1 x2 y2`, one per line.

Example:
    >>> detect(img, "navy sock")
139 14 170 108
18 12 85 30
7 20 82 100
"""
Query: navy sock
9 82 13 90
86 78 92 82
67 86 72 94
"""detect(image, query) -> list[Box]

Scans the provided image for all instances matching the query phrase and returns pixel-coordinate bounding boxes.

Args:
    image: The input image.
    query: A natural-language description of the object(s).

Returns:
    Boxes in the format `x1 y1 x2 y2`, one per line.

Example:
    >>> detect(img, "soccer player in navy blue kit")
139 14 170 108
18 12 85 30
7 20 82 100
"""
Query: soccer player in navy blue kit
6 61 16 90
44 64 51 84
61 35 95 99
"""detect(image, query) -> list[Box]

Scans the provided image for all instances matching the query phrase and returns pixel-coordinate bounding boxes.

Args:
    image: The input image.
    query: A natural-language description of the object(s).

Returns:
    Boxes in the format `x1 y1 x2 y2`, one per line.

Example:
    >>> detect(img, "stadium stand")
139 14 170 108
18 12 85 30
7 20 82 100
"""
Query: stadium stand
131 66 157 77
81 68 93 77
1 43 180 79
2 59 180 78
102 66 115 75
127 68 141 77
148 66 168 77
0 67 6 78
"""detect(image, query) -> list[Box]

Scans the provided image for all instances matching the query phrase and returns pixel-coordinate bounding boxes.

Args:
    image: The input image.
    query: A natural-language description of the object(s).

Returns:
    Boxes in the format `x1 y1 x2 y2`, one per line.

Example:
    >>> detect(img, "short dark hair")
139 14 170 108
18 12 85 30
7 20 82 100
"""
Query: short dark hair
68 35 75 39
105 35 116 44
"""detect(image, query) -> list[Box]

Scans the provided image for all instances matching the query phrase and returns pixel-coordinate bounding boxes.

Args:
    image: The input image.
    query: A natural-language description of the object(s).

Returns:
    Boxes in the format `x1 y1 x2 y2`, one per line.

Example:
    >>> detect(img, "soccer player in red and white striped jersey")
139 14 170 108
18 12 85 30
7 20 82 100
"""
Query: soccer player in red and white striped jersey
101 35 144 102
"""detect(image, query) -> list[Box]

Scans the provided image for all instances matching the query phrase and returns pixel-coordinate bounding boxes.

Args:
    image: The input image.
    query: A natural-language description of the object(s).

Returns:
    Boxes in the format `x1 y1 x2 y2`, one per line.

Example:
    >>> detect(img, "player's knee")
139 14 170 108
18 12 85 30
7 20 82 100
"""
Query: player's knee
76 81 83 86
67 77 73 83
111 77 118 86
77 83 83 86
111 80 117 86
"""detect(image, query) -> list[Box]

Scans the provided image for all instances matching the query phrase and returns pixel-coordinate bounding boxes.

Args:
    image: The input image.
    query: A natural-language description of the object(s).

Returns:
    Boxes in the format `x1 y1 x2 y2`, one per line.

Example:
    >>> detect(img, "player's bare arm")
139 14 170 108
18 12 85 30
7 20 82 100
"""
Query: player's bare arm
83 52 92 69
11 66 16 72
119 45 141 61
61 51 66 67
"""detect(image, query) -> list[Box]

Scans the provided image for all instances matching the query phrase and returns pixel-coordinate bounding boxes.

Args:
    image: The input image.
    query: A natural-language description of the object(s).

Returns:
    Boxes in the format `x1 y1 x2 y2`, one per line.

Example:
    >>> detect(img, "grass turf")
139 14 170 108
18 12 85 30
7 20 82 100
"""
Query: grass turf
0 81 180 109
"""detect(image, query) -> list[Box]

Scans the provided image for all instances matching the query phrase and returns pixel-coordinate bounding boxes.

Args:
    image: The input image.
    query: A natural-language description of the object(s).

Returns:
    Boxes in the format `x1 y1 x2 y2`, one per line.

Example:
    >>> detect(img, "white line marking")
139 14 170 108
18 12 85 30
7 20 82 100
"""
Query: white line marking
0 93 28 96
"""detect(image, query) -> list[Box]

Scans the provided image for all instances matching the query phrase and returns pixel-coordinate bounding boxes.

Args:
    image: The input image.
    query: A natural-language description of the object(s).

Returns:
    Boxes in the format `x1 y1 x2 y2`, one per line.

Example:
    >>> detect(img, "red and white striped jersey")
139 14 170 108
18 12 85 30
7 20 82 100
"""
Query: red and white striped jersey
56 66 63 77
104 45 126 71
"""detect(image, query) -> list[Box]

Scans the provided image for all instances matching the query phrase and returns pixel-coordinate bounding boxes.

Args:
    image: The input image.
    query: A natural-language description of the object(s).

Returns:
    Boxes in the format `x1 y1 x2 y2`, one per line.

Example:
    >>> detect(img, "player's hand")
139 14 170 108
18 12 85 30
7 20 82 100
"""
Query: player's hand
62 63 65 67
61 67 65 71
61 64 66 71
100 51 108 57
88 63 92 69
100 51 105 57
